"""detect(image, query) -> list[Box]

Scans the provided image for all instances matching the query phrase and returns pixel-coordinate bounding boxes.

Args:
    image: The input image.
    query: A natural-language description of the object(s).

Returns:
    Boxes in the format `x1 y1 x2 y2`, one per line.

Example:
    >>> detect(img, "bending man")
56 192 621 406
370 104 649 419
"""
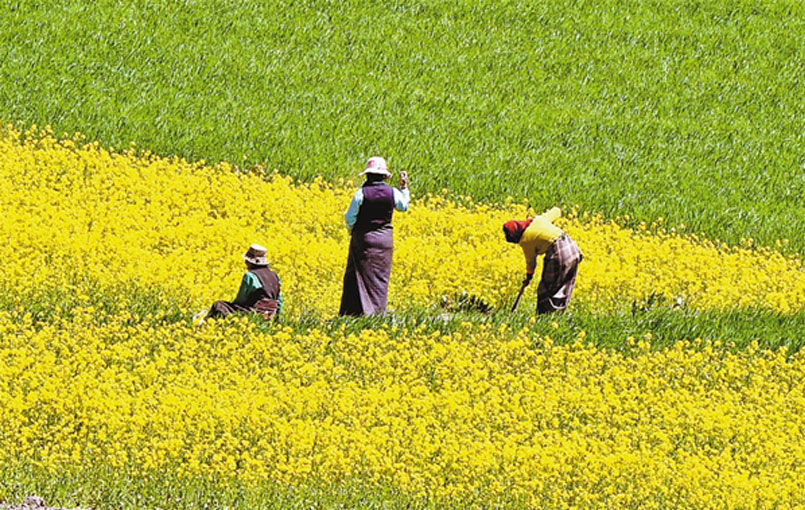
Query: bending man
503 207 582 314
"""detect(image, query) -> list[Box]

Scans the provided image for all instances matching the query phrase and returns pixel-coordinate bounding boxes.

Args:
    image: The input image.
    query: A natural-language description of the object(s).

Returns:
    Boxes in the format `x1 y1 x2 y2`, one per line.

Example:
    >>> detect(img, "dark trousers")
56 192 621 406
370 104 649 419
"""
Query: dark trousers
208 300 249 319
536 234 582 314
208 299 279 320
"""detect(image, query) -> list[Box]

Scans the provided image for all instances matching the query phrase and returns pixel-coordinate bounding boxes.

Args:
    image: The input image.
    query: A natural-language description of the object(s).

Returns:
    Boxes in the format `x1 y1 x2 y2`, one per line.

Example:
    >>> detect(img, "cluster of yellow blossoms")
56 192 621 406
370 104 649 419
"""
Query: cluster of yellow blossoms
0 124 803 316
1 312 804 508
1 125 805 508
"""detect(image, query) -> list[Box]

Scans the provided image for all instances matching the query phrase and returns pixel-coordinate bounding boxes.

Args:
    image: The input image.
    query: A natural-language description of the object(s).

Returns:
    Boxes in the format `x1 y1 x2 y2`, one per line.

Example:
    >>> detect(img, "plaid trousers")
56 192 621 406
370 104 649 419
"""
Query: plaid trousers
537 233 583 314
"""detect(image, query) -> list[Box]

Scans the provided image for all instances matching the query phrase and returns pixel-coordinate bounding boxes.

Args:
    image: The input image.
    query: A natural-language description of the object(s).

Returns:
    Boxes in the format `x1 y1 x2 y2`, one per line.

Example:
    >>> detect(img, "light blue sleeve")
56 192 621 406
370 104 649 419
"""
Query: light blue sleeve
393 188 410 212
344 188 364 231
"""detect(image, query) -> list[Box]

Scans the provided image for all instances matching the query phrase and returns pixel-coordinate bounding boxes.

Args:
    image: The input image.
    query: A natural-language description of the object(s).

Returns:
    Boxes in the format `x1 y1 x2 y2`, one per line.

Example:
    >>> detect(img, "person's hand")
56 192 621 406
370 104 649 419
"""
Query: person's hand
522 273 533 287
399 170 408 189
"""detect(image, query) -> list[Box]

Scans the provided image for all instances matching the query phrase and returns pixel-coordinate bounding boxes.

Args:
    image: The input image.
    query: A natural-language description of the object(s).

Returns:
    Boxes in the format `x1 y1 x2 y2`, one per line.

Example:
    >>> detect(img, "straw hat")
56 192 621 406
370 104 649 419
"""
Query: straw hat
359 156 392 178
243 244 269 266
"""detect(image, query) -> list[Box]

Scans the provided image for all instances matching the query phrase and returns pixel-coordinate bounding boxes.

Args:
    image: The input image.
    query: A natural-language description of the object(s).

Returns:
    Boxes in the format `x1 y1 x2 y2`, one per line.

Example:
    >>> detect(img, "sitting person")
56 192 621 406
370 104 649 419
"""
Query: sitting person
206 244 283 321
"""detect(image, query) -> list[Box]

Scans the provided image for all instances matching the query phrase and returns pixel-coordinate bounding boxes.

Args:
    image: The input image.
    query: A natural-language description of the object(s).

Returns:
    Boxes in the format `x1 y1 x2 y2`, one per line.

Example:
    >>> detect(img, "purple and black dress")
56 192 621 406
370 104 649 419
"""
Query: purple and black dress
339 180 397 316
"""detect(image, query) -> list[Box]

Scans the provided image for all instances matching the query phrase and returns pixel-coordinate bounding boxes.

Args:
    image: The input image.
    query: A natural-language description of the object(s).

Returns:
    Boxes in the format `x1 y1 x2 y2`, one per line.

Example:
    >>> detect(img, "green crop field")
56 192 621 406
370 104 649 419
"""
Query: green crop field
1 0 803 251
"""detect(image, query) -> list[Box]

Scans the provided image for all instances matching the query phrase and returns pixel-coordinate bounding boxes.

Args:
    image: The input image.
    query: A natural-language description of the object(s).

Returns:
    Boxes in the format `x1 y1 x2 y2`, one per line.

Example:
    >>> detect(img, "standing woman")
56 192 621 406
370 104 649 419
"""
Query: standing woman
339 156 410 316
503 207 582 314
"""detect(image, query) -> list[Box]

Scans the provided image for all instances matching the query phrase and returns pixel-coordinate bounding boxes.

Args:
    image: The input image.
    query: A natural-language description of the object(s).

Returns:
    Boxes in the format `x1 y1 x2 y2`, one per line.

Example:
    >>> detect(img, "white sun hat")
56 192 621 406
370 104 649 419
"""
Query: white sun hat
243 243 269 266
359 156 392 178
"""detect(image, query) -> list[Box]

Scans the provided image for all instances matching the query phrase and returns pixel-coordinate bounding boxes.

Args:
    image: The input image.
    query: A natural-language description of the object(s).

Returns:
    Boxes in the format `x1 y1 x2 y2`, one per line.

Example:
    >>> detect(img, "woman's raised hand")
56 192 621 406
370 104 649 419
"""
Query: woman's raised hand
399 170 409 189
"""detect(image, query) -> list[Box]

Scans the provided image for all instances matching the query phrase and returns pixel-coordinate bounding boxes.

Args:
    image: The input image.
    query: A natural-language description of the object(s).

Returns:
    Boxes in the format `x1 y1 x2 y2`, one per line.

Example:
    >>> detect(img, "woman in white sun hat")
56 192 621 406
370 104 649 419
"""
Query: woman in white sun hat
339 156 410 316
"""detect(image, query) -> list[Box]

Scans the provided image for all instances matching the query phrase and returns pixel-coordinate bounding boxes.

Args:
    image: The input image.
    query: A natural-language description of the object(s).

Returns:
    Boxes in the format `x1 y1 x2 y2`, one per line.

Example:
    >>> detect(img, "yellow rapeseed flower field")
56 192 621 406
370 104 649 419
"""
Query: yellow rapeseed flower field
1 313 804 508
0 125 803 316
1 125 805 508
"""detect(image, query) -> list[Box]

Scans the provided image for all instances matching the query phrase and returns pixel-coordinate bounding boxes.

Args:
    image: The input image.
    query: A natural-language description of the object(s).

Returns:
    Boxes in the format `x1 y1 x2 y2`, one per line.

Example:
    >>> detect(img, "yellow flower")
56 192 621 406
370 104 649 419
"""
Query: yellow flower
0 125 803 508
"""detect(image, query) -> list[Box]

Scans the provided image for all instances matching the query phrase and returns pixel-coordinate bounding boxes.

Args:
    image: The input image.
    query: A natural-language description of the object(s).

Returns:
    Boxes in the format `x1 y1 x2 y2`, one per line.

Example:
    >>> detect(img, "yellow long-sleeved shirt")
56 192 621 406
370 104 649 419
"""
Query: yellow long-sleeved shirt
519 207 563 274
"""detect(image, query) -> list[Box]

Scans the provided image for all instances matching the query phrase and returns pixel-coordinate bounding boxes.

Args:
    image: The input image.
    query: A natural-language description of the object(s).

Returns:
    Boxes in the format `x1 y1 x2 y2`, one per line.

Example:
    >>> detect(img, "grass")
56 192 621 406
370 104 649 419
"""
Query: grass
258 304 805 354
0 0 803 252
4 283 803 353
0 464 452 510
